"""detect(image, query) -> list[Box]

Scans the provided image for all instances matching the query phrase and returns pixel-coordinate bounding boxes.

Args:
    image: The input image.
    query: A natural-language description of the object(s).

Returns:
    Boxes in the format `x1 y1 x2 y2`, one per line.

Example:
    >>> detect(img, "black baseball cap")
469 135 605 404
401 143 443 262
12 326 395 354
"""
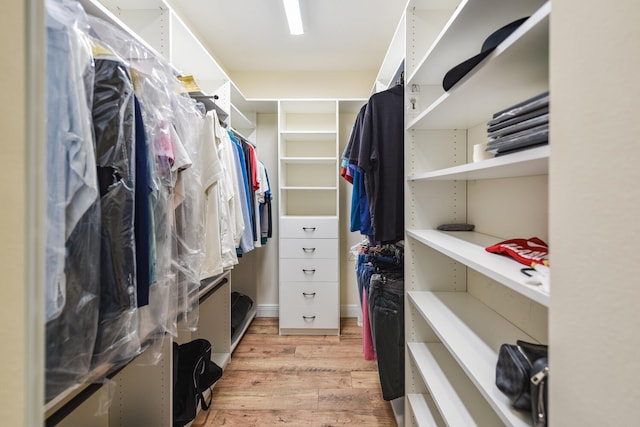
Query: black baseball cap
442 17 529 91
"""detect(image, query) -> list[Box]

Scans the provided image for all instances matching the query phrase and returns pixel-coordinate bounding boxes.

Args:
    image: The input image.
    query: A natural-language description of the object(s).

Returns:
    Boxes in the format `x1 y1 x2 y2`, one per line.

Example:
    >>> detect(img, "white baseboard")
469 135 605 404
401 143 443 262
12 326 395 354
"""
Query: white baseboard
255 304 361 322
340 304 361 321
256 304 279 318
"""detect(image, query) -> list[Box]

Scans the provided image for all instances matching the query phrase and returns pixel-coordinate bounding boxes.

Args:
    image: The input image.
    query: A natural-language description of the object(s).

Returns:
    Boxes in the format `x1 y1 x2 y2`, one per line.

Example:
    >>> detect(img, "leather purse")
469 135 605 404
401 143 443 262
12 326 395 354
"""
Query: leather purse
495 340 548 411
530 357 549 427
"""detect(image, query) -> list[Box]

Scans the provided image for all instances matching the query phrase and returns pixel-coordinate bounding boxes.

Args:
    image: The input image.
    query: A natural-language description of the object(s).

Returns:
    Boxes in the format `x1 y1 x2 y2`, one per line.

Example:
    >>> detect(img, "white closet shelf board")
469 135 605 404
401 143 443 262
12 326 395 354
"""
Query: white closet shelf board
374 11 406 92
407 2 550 130
281 215 339 220
80 0 167 63
279 100 338 114
407 0 547 86
406 229 549 305
169 11 228 87
408 342 504 426
231 104 254 131
280 157 337 164
406 394 440 427
99 0 163 8
280 131 337 139
280 186 337 191
408 145 549 181
231 306 257 353
408 291 536 427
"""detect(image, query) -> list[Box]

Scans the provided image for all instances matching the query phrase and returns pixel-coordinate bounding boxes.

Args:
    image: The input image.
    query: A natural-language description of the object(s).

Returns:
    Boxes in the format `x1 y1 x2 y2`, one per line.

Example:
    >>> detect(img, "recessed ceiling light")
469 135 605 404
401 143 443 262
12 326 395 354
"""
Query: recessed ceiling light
282 0 304 35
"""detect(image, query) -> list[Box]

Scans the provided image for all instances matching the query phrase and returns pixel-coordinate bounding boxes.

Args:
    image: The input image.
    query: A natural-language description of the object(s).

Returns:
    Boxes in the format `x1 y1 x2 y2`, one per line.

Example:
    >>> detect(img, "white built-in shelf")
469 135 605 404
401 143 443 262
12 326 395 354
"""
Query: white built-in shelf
230 104 254 132
407 0 546 86
373 11 406 93
408 342 503 426
406 394 440 427
280 130 337 138
406 229 549 306
280 157 337 164
408 291 536 427
407 2 550 130
231 306 257 353
280 186 337 191
408 144 548 181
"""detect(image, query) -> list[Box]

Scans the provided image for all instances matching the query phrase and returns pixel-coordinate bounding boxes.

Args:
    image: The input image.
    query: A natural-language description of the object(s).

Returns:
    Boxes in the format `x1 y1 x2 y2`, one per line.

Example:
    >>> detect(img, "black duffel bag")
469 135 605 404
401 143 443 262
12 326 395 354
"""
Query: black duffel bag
173 338 223 426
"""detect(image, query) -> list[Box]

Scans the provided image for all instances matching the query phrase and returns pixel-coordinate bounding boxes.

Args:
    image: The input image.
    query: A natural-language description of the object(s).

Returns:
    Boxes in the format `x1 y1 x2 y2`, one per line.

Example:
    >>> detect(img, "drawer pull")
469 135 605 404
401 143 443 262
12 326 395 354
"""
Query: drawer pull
302 292 316 298
302 227 317 232
302 269 316 274
302 247 316 253
302 315 317 321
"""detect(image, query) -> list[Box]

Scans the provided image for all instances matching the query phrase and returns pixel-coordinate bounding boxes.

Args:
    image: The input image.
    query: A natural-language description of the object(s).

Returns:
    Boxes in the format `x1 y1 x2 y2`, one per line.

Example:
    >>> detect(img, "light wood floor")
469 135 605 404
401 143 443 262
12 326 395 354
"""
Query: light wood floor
193 317 397 426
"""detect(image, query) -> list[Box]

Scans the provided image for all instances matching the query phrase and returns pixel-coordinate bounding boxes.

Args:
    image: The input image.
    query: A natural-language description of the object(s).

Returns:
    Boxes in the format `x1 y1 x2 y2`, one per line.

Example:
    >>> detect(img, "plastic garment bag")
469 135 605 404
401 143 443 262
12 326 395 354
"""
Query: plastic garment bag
172 95 207 331
89 40 141 370
44 0 101 402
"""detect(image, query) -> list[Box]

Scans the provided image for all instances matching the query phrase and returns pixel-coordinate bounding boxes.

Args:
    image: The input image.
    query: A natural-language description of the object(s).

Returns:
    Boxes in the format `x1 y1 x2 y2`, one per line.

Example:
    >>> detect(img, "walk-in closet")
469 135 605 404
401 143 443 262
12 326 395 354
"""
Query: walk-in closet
2 0 639 426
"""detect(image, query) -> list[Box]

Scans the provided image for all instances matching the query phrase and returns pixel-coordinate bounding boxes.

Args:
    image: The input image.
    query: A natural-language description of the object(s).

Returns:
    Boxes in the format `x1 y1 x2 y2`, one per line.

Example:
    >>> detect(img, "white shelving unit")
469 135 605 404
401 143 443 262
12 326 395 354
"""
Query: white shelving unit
402 0 550 425
278 100 341 335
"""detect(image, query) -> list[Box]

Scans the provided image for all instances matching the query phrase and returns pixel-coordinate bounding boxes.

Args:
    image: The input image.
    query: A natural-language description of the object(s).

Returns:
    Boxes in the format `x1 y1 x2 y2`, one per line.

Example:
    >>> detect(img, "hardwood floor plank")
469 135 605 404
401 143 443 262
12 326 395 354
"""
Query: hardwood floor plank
232 343 297 358
318 388 389 411
351 371 385 390
204 409 397 427
212 388 319 411
225 356 378 372
294 343 366 358
239 333 341 346
215 370 353 389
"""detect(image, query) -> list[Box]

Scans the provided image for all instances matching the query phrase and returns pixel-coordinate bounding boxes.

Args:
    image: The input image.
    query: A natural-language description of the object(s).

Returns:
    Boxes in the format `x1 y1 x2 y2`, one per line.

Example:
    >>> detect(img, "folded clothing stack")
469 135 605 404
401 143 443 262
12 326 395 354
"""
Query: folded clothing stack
486 91 549 156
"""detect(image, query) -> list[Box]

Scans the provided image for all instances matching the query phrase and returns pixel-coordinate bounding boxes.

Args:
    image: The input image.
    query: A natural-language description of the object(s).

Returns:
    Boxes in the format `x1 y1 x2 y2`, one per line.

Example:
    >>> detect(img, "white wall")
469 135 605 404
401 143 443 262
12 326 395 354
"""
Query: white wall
549 1 640 424
254 113 280 315
231 70 376 100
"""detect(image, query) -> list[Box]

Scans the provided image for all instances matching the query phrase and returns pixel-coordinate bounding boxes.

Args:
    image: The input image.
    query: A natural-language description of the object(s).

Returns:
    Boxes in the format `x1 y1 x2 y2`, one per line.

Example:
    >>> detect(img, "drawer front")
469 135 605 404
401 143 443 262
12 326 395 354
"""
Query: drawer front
279 217 338 239
279 258 339 282
279 283 339 329
279 238 338 259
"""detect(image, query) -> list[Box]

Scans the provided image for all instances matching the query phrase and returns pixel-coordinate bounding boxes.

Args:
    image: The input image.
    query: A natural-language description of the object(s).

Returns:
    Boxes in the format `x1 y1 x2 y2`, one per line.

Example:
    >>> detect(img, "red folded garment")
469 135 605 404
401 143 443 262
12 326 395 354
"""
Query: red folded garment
485 237 549 266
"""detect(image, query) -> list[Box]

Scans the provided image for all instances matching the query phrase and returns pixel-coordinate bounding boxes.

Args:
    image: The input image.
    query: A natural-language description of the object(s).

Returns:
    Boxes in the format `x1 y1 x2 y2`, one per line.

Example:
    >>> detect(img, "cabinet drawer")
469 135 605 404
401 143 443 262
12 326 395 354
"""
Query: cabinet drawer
279 238 338 259
279 217 338 239
279 259 339 282
279 283 339 329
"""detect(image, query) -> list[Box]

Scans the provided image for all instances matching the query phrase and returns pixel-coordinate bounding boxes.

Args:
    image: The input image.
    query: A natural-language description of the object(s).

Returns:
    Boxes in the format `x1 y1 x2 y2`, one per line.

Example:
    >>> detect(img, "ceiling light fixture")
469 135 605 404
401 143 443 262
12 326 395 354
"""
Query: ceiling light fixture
282 0 304 35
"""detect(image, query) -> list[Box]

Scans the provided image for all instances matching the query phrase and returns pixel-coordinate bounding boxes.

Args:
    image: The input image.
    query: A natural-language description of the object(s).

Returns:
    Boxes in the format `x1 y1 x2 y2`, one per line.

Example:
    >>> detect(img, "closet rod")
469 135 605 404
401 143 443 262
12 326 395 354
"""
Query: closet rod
229 127 256 147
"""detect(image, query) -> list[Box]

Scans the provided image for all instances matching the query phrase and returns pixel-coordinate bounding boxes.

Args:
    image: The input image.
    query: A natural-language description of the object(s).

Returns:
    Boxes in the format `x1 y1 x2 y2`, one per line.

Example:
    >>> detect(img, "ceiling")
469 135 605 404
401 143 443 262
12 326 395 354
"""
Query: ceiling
167 0 407 75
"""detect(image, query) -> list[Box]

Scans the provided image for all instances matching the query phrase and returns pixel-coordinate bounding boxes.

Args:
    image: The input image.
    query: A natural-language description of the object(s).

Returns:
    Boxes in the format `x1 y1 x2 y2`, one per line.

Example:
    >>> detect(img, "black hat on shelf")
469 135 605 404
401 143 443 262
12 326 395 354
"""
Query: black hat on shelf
442 17 529 91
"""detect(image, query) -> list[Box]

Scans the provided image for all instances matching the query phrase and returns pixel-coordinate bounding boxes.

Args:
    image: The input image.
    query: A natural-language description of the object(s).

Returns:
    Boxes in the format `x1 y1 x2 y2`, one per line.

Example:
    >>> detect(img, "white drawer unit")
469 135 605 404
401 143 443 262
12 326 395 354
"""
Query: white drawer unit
279 216 339 239
279 283 340 330
279 238 339 259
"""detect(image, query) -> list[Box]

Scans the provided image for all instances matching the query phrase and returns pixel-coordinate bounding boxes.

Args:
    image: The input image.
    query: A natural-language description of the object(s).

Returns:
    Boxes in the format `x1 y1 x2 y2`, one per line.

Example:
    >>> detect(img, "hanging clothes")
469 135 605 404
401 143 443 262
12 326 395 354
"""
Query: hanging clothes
358 84 405 244
199 112 225 279
90 47 141 369
44 0 101 401
354 243 405 401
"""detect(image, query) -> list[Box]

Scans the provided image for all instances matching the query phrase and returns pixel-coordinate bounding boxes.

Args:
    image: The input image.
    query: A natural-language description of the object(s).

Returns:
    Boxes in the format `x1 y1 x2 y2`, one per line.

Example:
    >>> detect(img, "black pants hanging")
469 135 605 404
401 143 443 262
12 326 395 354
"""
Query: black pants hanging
368 271 404 401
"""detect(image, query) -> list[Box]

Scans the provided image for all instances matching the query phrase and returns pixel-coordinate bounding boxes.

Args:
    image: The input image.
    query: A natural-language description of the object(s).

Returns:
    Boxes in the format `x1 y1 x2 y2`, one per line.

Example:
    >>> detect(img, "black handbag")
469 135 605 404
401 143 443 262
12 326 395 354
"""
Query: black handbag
173 338 223 427
531 357 549 427
495 340 548 412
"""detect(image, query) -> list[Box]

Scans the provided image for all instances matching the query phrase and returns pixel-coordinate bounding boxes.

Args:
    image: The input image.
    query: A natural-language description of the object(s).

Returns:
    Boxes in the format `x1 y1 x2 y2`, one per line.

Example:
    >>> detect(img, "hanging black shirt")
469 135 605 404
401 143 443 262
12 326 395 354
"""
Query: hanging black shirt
357 84 404 244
